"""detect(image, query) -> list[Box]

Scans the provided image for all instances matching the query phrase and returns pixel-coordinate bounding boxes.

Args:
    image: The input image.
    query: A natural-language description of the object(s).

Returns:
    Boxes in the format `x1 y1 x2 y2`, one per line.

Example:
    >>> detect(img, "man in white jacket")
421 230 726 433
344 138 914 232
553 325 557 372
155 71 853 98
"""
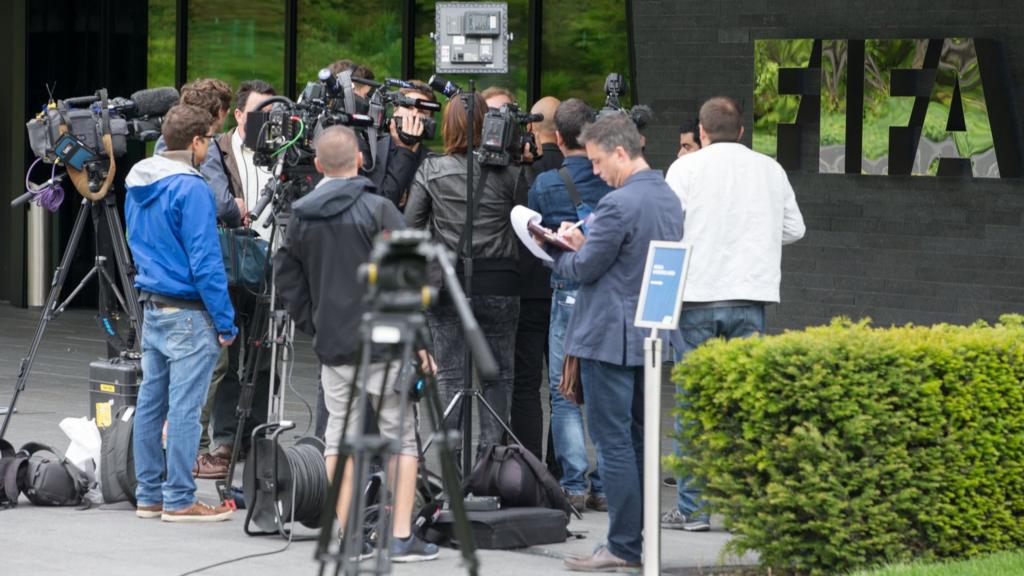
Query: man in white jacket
663 96 805 531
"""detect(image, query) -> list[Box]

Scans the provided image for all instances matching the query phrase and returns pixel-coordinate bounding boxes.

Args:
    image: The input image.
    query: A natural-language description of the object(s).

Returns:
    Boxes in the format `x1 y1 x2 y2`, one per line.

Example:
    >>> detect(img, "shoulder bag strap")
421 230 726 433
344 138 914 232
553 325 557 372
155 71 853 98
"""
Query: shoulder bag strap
457 164 493 258
558 167 583 208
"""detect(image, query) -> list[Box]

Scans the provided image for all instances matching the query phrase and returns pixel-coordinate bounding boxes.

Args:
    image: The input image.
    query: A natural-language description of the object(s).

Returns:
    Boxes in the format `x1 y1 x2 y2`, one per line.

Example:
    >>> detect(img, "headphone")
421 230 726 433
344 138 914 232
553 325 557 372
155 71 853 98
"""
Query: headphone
24 157 65 212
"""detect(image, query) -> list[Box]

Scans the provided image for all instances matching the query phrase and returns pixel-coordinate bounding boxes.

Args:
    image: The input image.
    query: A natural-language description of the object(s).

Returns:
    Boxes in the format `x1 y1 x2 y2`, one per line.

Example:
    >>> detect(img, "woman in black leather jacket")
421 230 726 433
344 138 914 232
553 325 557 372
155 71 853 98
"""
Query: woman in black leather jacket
405 93 521 456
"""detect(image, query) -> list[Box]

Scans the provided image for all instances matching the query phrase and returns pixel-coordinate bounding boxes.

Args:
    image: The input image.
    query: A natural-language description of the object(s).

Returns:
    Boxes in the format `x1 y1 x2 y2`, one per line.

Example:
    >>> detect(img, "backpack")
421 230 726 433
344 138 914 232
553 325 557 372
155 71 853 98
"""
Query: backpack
99 405 137 505
0 441 90 508
0 439 19 508
465 444 578 518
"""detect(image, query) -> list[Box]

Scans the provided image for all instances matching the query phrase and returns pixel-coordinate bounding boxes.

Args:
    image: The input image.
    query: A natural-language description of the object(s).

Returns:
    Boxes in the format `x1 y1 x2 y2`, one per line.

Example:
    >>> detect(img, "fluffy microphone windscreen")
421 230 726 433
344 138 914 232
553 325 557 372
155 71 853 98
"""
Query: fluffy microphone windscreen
130 87 180 117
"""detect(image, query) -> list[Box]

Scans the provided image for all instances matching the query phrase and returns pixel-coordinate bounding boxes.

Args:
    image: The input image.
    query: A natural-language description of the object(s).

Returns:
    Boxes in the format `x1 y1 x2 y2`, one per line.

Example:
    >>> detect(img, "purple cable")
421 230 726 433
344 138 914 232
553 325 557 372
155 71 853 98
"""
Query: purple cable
24 157 64 212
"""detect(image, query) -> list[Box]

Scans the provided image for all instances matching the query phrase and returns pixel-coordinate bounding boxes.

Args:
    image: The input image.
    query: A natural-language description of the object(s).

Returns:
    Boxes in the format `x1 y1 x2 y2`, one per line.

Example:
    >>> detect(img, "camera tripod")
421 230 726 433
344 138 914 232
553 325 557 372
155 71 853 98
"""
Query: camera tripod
315 311 476 576
1 193 141 439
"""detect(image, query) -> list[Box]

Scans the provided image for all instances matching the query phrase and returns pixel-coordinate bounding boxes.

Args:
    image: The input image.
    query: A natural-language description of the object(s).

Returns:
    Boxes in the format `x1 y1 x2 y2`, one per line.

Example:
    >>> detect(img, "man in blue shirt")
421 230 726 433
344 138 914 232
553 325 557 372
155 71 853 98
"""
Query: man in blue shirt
528 98 613 513
126 104 237 522
542 113 684 572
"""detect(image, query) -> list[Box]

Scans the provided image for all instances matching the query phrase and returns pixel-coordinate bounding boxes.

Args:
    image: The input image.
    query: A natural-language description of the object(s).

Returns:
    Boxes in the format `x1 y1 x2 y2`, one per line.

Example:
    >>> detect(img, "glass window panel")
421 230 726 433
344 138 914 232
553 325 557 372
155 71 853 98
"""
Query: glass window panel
752 39 814 158
414 0 529 105
296 0 404 97
540 0 632 110
187 0 285 129
147 0 176 88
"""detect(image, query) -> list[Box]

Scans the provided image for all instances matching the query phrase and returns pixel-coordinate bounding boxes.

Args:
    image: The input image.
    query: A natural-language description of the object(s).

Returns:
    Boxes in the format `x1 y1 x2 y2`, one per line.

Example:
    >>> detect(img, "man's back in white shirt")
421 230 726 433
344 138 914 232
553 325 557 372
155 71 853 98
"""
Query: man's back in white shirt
666 141 805 304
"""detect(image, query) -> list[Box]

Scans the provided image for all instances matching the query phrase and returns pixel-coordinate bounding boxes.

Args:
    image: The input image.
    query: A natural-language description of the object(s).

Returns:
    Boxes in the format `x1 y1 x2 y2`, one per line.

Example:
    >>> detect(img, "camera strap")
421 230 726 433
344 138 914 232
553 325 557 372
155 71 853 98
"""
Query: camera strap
457 164 493 258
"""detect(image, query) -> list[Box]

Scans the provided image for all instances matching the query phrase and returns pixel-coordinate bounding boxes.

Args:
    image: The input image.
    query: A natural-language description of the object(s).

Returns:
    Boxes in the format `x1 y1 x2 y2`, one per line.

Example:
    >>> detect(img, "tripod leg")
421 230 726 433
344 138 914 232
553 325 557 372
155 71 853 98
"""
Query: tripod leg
422 373 479 576
472 389 527 449
1 200 92 440
102 196 143 346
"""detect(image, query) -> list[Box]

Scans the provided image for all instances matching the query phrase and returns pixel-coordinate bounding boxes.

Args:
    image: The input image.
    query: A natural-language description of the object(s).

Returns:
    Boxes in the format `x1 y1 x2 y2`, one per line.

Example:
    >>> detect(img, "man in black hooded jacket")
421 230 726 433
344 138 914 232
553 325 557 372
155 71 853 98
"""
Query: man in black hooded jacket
273 125 438 562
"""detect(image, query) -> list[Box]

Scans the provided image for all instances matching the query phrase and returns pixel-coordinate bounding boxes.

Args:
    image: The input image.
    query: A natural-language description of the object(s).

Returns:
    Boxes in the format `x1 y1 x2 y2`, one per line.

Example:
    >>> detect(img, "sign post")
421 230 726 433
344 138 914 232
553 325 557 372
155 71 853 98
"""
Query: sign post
634 241 690 576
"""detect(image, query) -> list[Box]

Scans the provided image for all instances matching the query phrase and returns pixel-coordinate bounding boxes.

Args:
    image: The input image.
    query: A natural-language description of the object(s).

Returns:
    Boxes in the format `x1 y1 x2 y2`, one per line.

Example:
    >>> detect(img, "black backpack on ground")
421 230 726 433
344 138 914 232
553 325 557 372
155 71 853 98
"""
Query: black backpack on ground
99 405 137 505
0 440 90 508
0 439 19 508
465 444 578 518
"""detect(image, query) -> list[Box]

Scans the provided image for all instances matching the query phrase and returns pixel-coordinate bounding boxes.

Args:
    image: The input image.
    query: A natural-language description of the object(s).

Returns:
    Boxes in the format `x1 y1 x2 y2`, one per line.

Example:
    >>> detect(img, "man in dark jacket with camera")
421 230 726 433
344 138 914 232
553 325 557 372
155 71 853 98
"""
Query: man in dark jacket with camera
274 125 438 562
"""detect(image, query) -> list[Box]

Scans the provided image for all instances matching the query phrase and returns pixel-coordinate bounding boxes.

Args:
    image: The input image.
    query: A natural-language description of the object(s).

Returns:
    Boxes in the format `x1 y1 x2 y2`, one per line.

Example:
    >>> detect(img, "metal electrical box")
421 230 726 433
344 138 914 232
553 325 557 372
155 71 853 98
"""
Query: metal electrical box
434 2 510 74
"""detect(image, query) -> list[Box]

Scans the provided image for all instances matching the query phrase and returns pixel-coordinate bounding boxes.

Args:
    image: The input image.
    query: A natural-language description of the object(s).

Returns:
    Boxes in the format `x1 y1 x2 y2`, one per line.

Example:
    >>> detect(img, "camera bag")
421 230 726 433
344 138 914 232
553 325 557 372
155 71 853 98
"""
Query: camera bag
465 443 576 517
0 439 20 508
0 441 90 508
426 506 569 549
99 405 137 505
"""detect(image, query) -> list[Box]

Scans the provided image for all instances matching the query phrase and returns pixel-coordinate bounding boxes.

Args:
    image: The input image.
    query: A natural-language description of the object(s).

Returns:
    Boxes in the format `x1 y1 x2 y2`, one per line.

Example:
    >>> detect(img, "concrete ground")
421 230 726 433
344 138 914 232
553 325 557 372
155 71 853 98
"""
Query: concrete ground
0 304 757 575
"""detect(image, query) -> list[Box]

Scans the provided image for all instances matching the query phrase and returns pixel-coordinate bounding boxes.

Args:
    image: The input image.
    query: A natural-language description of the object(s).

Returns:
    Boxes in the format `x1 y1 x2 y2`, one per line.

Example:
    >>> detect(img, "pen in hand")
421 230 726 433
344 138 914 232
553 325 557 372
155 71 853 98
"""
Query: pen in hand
556 215 591 239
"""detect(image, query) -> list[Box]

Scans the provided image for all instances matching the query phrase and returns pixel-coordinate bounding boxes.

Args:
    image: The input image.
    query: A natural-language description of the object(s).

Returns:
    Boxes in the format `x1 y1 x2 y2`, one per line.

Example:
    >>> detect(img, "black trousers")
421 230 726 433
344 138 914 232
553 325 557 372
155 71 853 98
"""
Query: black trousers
511 298 550 460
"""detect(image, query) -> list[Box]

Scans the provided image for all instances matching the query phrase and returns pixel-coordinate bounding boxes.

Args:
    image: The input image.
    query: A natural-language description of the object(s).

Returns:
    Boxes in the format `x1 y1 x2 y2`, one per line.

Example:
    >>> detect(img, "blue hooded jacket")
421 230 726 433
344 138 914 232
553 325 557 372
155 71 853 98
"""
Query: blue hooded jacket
125 152 237 339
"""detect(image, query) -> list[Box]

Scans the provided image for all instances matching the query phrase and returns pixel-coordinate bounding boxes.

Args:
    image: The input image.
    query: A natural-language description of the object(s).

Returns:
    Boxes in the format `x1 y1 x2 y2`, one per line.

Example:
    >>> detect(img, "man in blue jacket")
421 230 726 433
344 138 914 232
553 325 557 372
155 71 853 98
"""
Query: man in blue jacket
528 98 613 513
125 104 237 523
542 113 684 571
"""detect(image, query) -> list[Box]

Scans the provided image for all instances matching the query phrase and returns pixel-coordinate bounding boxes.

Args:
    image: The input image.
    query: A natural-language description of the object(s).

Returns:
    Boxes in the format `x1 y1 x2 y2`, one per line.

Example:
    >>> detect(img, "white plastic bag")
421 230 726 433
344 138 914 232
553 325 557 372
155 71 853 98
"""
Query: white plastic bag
59 416 103 505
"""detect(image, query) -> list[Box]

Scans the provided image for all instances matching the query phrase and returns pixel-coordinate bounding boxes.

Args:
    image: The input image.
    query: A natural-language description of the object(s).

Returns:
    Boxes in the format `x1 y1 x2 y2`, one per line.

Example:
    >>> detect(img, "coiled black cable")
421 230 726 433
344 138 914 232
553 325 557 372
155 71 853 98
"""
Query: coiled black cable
284 441 327 527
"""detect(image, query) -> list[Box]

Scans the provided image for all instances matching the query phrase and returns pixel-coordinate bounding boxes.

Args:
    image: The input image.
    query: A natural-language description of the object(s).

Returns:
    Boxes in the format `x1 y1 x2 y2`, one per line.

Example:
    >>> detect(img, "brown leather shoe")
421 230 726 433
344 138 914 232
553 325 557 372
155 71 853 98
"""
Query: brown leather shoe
193 453 229 479
210 443 244 462
566 493 588 514
565 545 641 572
586 493 609 512
136 503 163 519
161 500 233 523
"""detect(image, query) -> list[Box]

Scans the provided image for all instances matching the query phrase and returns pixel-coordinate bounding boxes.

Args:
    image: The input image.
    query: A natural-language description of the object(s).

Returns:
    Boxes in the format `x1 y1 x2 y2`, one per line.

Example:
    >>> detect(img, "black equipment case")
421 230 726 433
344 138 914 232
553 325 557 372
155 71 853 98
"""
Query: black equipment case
89 358 141 428
428 507 569 549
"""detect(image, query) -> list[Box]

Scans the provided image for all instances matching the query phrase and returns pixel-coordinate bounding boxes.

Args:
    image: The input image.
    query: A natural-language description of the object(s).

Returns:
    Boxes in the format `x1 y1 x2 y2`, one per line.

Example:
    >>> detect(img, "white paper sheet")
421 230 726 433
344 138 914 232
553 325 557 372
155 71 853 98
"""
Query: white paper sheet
510 205 553 263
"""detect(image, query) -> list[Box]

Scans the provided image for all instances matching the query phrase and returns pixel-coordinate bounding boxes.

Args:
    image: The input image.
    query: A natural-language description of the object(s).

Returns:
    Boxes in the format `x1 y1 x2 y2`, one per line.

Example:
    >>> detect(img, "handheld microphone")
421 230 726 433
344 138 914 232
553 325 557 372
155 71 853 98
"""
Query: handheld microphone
427 75 462 98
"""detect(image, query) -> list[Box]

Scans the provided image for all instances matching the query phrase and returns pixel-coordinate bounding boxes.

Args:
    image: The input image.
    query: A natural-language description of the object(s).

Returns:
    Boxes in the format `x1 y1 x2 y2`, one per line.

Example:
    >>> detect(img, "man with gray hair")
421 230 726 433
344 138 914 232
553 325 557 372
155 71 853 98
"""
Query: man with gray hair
274 126 439 562
534 113 684 571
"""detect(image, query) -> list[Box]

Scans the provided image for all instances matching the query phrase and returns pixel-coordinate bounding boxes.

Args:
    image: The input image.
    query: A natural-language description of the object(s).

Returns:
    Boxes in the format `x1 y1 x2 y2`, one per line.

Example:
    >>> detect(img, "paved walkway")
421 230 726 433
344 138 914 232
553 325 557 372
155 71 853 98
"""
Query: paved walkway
0 304 757 575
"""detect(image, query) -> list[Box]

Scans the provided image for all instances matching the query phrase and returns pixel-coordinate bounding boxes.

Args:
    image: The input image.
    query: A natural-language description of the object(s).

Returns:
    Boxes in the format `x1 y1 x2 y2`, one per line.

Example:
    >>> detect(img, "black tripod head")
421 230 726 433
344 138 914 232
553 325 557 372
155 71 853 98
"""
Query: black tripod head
360 230 498 378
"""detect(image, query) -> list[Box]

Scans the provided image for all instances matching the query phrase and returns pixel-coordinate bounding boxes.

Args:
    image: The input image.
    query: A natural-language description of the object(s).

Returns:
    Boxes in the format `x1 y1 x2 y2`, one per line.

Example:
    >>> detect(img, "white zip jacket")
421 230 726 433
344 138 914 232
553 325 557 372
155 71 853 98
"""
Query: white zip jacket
665 142 805 304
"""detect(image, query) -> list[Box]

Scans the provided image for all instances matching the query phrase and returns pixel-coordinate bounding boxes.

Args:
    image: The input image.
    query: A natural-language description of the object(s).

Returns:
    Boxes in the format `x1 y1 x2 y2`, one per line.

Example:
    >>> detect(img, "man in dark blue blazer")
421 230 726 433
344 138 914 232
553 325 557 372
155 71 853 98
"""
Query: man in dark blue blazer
541 113 684 571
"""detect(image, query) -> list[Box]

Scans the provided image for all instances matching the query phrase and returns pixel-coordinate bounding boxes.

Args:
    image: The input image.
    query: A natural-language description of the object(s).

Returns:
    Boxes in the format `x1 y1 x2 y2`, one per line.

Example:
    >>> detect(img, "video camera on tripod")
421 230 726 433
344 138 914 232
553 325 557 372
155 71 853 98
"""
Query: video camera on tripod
427 74 541 167
597 72 653 131
245 69 441 226
23 87 179 199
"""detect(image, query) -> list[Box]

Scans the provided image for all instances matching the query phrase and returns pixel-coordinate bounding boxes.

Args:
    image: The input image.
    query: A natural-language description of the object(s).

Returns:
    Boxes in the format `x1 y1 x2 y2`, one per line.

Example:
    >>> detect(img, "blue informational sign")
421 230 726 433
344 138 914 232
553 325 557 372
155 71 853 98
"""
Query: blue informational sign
634 241 690 330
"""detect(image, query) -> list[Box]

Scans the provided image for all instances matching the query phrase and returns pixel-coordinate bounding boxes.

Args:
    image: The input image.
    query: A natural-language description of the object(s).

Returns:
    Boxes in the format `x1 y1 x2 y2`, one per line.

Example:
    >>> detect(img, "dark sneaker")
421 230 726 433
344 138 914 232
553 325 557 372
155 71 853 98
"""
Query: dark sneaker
586 493 609 512
682 516 711 532
662 476 677 487
136 503 162 519
161 500 233 523
390 534 439 563
339 533 374 562
661 509 688 530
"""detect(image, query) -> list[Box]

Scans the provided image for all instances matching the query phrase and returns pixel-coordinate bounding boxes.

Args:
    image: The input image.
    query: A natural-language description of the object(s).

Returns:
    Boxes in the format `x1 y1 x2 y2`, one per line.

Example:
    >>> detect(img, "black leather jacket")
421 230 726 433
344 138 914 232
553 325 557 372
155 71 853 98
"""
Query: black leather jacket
405 154 522 295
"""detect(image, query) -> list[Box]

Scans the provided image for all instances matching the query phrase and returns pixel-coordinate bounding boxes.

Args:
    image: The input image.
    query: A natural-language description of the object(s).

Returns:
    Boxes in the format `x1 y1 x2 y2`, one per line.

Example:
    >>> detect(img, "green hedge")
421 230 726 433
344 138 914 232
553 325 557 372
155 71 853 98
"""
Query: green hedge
669 315 1024 575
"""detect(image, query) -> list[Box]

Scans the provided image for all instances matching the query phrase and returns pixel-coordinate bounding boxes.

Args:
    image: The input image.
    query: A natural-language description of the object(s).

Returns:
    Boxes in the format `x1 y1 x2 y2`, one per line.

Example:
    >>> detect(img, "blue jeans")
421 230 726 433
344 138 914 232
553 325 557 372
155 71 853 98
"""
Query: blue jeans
134 306 221 511
580 358 644 564
548 288 603 496
674 304 765 519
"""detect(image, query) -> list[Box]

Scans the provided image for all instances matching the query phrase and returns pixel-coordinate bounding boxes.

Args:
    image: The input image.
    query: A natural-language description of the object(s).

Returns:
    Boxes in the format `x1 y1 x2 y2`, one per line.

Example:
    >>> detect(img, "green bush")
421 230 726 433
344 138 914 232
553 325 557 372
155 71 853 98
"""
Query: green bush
669 315 1024 575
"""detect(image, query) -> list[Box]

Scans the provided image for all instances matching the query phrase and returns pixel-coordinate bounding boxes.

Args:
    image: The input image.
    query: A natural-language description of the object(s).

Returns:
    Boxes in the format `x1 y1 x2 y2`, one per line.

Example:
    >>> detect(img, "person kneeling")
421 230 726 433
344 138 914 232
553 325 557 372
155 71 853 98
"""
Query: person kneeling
274 126 438 562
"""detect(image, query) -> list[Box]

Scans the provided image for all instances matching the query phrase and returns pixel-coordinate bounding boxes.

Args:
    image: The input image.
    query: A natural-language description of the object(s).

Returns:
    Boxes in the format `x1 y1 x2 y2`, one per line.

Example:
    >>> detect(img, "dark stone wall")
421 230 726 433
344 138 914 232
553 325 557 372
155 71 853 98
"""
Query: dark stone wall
631 0 1024 330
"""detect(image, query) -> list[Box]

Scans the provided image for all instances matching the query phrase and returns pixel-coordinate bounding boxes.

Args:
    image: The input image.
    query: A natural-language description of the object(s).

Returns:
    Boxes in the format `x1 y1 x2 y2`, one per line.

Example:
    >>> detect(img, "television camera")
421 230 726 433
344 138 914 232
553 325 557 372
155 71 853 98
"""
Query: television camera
597 72 653 131
24 87 179 198
245 69 441 223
